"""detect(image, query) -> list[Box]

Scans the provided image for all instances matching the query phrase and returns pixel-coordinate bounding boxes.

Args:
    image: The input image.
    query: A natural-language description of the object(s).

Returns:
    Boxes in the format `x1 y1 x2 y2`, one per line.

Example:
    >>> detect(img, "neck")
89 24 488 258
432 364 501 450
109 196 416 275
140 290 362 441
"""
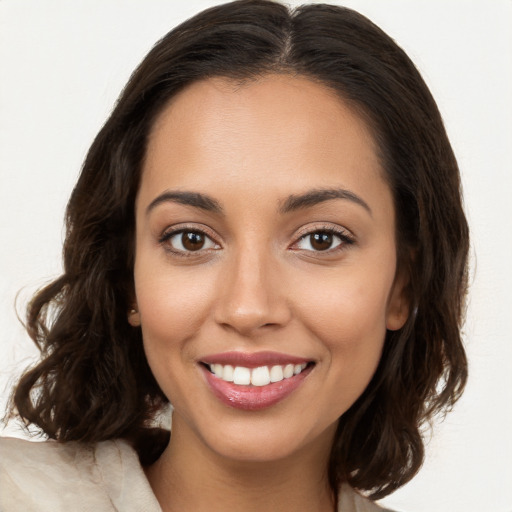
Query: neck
145 416 336 512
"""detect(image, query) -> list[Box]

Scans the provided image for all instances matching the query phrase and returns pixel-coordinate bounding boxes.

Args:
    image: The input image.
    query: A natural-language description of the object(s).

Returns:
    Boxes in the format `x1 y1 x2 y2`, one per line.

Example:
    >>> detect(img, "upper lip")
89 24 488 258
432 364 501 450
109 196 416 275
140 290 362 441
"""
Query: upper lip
200 351 312 368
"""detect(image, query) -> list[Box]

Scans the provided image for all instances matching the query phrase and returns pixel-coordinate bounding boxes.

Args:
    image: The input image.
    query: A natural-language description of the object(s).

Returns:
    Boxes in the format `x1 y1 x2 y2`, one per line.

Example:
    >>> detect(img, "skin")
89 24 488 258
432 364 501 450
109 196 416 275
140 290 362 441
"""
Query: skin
130 75 409 512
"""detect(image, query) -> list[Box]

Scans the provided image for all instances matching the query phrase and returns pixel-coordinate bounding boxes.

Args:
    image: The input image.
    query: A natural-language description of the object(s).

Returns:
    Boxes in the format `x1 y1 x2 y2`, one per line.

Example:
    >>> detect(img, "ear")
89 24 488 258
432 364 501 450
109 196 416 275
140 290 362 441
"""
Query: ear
386 268 410 331
128 306 141 327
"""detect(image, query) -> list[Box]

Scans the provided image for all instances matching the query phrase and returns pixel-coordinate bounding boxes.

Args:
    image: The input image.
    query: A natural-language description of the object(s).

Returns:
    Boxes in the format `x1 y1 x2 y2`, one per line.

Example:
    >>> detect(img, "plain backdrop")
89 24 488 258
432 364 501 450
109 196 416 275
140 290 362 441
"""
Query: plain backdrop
1 1 511 511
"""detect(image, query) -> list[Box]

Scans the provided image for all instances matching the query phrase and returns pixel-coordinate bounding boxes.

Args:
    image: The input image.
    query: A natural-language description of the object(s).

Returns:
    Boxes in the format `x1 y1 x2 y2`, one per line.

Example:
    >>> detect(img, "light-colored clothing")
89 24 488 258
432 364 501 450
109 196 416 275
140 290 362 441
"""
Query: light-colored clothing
0 437 394 511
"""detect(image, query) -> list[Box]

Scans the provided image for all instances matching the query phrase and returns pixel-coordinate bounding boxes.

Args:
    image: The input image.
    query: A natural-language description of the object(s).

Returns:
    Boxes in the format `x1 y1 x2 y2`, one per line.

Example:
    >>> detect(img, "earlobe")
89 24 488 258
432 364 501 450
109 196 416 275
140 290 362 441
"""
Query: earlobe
386 271 410 331
386 301 409 331
128 307 141 327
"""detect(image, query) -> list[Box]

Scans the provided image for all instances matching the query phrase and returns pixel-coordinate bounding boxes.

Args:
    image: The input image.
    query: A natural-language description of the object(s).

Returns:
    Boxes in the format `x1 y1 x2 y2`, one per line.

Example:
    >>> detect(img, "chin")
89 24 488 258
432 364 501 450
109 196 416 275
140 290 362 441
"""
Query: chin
176 407 339 466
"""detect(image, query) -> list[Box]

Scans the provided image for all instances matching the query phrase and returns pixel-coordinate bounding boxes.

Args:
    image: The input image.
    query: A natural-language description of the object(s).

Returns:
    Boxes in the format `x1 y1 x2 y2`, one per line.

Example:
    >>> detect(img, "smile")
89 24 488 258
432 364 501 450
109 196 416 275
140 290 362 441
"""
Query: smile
206 362 308 386
200 352 315 410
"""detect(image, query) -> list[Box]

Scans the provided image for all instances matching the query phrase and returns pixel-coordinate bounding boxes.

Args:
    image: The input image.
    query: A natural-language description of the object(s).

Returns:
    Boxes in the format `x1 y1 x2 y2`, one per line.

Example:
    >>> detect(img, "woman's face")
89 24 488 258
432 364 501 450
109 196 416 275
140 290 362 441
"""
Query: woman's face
131 75 408 463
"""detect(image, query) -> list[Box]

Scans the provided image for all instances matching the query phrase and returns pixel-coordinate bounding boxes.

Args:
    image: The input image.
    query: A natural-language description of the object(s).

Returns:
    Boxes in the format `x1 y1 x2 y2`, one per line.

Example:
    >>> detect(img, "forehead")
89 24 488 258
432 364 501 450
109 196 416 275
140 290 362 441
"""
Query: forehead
139 74 391 217
147 74 379 165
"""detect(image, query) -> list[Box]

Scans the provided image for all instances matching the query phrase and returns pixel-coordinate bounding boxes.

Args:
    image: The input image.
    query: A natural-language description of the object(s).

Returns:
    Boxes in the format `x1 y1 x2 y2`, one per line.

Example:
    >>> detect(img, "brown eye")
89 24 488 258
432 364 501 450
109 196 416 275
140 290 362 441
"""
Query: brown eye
310 232 334 251
182 231 205 251
295 230 347 252
164 229 218 253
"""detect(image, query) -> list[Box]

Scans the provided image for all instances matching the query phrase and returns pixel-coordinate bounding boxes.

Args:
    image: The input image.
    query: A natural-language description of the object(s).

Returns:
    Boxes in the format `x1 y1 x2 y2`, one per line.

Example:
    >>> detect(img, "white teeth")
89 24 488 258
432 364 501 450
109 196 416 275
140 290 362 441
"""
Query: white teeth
207 362 310 386
251 366 271 386
223 364 234 382
283 364 294 378
233 366 251 385
269 365 284 382
212 364 223 378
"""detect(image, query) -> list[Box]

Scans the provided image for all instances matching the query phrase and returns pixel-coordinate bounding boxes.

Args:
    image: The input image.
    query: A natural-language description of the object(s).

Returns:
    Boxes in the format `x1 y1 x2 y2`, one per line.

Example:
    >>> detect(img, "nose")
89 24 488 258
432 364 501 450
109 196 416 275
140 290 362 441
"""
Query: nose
214 246 291 336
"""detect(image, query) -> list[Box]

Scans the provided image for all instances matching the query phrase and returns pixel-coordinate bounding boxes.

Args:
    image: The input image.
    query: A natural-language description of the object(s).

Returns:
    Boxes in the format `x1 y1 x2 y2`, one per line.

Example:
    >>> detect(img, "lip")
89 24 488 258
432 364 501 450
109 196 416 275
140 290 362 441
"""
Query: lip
199 352 314 411
201 351 311 368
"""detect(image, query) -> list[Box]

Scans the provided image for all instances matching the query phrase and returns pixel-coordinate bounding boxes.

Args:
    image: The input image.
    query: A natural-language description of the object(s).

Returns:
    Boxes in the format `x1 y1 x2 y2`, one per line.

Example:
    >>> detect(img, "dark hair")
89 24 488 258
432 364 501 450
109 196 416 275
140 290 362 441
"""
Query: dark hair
10 0 469 500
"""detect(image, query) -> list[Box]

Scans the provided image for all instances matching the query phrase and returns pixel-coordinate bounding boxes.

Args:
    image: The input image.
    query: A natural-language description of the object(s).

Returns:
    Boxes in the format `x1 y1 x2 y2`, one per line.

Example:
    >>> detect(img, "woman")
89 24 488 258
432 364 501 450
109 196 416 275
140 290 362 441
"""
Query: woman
0 1 469 511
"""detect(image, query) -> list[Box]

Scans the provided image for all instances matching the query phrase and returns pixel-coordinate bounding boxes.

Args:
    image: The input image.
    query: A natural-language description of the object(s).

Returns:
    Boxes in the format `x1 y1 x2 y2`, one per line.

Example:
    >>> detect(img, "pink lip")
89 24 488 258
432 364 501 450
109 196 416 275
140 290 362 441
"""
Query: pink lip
200 360 313 412
201 351 310 368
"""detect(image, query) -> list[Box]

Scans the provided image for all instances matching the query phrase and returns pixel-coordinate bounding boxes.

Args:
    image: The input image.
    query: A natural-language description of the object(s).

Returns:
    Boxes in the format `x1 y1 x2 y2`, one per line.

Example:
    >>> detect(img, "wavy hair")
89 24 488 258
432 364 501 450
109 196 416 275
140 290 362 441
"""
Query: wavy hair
10 0 469 500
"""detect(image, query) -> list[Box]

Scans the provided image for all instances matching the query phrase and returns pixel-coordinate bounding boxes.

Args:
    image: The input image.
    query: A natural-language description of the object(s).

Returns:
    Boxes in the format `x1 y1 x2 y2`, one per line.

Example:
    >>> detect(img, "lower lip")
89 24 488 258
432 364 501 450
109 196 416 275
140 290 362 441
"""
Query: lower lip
201 365 312 411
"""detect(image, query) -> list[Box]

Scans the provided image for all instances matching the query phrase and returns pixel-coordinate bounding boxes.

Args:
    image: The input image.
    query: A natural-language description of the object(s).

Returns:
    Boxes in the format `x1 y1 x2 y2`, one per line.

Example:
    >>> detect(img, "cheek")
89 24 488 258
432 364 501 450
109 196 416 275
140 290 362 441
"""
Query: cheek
294 269 390 341
294 275 389 417
290 263 392 383
133 265 219 407
133 264 216 357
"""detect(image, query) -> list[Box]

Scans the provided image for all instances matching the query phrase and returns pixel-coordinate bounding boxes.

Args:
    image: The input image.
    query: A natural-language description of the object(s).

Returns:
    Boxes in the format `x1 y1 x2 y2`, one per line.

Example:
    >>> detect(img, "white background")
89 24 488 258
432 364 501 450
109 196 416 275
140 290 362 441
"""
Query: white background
1 1 511 511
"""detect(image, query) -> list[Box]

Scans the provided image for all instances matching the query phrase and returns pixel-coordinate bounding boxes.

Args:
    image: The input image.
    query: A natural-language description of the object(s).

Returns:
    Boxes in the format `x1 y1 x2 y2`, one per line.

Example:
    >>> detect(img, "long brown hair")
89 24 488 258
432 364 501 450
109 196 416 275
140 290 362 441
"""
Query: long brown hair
10 0 469 500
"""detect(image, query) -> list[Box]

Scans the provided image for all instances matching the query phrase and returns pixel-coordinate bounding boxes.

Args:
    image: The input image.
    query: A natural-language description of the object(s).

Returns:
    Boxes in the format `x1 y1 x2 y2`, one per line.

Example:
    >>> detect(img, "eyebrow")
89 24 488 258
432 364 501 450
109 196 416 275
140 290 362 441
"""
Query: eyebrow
146 187 371 217
279 188 372 216
146 190 223 215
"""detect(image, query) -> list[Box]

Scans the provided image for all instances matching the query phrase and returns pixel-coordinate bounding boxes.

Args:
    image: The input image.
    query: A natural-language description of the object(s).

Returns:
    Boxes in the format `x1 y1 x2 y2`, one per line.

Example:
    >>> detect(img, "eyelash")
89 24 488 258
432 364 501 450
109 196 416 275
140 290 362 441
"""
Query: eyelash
159 224 220 257
158 224 355 257
291 225 355 254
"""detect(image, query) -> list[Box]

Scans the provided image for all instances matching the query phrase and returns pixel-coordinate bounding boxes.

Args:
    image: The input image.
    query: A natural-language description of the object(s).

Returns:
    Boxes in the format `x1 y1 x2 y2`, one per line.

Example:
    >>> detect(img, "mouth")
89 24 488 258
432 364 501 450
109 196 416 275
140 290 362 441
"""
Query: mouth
202 361 312 386
199 352 315 411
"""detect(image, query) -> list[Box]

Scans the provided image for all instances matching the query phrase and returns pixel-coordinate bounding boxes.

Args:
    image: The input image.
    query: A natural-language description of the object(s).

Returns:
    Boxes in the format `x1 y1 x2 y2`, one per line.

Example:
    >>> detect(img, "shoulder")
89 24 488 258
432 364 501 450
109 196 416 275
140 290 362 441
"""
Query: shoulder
0 436 161 512
338 484 398 512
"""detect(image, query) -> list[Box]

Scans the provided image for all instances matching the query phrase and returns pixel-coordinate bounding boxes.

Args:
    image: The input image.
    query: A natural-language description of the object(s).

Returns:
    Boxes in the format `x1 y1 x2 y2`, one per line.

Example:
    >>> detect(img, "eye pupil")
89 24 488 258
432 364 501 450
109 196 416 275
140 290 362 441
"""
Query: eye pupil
182 231 205 251
311 232 333 251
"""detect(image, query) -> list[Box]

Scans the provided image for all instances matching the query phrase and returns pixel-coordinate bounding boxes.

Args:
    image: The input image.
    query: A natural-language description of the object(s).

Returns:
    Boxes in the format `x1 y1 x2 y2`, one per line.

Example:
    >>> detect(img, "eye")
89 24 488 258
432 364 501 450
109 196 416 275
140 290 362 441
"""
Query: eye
293 228 354 253
161 229 219 253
